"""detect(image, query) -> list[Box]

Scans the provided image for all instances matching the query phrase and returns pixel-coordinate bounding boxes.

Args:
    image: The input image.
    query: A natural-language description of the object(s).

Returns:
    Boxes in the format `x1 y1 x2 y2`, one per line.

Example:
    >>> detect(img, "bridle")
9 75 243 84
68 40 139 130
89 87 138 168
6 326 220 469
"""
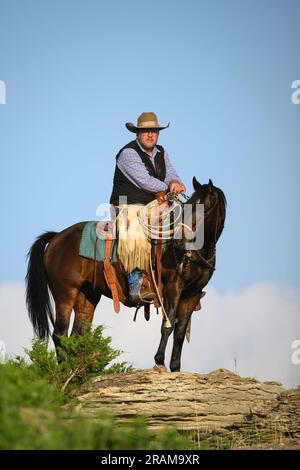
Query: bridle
173 193 220 272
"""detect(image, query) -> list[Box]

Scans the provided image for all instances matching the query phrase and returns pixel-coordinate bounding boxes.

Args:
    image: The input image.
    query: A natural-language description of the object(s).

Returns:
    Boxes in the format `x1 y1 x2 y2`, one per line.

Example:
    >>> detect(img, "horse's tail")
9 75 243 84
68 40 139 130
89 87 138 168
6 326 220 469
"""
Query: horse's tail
25 231 57 340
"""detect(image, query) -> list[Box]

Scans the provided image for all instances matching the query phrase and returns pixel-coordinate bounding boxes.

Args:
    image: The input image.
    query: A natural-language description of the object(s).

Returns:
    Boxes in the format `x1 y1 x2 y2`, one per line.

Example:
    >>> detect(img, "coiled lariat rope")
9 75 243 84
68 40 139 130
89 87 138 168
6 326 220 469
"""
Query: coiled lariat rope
137 192 189 239
137 193 189 328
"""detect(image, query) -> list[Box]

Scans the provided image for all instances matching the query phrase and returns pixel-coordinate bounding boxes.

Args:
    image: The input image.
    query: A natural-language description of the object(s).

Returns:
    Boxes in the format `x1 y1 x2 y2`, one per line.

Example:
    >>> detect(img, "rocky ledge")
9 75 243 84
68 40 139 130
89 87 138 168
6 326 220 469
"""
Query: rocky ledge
75 368 300 445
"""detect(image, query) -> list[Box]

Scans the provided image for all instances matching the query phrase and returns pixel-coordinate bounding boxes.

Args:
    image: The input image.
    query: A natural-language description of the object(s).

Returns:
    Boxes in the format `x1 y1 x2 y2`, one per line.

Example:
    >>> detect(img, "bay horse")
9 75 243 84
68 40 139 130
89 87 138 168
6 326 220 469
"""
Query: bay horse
25 177 226 371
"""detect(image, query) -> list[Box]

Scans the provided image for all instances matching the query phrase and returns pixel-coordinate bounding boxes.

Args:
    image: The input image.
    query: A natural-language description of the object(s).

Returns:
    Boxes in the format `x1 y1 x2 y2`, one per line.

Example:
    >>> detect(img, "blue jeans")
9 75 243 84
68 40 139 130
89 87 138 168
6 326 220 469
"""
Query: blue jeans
127 269 141 287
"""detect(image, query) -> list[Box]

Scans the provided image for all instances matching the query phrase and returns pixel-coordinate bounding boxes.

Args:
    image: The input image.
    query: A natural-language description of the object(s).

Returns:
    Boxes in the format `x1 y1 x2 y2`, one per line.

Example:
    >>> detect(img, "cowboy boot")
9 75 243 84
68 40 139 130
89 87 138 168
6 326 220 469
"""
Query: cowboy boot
140 271 157 302
127 269 156 305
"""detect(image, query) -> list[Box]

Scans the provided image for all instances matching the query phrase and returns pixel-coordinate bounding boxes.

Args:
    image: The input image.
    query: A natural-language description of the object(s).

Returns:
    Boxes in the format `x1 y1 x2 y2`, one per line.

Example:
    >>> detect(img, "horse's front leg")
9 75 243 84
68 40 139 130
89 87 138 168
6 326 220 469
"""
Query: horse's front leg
154 280 182 371
170 293 202 372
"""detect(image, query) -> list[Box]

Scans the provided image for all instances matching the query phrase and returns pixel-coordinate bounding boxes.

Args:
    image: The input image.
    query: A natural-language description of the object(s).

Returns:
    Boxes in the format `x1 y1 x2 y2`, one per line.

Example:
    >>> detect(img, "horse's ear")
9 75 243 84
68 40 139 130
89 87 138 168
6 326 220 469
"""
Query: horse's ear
208 179 214 193
193 176 202 192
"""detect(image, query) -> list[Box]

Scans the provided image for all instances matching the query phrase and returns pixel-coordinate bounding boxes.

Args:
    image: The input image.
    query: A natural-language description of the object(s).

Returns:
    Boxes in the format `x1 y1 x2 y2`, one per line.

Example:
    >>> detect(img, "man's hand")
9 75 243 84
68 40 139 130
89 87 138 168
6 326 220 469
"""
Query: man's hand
169 180 186 194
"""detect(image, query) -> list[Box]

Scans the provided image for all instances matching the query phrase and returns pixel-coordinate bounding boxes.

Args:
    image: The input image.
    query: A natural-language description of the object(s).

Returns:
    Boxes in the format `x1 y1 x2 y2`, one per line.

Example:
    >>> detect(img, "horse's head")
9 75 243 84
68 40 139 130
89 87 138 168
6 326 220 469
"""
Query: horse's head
190 177 217 209
181 177 226 245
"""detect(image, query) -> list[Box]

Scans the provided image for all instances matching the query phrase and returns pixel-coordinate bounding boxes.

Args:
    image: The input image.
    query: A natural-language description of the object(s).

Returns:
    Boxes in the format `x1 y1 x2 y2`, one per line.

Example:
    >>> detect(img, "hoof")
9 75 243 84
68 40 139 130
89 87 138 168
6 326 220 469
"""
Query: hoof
153 364 168 373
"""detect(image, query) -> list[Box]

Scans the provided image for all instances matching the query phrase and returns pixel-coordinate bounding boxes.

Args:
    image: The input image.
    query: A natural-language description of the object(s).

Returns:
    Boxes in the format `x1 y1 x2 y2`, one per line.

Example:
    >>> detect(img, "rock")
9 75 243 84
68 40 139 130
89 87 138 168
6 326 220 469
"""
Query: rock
75 369 300 446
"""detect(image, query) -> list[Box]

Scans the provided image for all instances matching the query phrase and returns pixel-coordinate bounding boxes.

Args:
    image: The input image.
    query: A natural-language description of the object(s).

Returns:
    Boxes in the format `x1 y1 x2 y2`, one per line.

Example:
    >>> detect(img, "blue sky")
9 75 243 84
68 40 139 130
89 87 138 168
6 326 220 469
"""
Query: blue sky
0 0 299 293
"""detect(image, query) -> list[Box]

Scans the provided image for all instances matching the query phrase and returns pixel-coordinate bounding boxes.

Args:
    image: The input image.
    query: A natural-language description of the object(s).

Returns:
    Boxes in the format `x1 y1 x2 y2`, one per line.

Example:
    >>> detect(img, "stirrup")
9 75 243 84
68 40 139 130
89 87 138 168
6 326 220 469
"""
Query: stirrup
128 283 156 305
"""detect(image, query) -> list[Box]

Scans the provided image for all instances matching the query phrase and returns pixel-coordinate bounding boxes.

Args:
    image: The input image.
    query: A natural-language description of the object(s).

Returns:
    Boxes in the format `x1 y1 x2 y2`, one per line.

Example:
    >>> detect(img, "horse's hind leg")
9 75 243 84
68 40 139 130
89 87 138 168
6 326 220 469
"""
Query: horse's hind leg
52 287 79 355
72 289 101 335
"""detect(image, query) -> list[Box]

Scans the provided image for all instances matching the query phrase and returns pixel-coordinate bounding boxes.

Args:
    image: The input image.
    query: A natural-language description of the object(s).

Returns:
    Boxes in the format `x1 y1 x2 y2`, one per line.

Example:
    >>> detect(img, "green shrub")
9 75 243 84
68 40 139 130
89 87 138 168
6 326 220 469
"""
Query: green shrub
0 326 189 450
26 325 133 397
0 361 63 449
0 361 188 450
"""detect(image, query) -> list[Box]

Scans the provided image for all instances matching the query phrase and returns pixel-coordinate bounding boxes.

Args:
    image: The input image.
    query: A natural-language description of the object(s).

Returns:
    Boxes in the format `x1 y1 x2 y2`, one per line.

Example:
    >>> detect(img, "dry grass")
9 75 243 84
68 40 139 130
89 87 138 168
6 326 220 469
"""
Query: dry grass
179 418 300 450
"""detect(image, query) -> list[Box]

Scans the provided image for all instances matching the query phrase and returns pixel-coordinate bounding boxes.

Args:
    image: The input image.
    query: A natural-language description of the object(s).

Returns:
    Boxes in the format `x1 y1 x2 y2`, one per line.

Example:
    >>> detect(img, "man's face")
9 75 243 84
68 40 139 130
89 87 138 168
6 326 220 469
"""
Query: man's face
137 129 159 151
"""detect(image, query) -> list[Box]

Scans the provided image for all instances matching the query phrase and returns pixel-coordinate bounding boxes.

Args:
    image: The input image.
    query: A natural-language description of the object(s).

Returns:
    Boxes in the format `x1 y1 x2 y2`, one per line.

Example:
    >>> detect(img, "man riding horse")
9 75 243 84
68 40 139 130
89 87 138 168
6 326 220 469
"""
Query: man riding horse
109 112 185 306
25 112 226 369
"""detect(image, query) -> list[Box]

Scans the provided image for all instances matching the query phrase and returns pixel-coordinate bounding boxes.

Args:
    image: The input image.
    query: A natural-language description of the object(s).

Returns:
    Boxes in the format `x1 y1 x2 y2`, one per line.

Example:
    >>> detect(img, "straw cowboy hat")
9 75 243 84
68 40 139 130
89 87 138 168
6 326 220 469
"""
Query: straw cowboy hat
125 112 170 133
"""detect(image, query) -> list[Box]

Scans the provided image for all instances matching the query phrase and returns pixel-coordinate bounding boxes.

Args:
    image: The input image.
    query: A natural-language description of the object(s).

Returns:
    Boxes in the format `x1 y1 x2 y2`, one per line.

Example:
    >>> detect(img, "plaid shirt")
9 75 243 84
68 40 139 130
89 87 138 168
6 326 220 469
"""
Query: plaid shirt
117 139 182 193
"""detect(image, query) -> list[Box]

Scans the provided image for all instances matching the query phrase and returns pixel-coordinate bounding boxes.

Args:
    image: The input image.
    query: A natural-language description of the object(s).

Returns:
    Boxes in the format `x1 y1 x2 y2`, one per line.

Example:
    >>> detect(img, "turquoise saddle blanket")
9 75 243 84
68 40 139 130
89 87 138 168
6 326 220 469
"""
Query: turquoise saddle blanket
79 221 118 263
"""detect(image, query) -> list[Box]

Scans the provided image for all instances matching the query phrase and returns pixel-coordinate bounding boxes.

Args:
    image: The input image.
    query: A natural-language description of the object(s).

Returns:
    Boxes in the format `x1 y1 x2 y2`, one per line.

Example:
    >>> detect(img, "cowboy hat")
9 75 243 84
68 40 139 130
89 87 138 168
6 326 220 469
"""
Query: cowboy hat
125 112 170 133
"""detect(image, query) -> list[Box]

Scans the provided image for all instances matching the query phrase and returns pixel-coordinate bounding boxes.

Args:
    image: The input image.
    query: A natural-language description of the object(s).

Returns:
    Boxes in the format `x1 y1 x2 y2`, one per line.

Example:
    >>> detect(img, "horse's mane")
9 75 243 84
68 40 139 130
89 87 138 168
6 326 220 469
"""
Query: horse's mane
215 186 227 218
215 186 227 238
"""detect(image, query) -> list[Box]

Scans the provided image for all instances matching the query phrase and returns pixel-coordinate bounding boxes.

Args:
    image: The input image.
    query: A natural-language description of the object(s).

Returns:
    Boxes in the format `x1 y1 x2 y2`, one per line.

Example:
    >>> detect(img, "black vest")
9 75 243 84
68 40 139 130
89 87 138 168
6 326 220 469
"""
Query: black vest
109 140 166 205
